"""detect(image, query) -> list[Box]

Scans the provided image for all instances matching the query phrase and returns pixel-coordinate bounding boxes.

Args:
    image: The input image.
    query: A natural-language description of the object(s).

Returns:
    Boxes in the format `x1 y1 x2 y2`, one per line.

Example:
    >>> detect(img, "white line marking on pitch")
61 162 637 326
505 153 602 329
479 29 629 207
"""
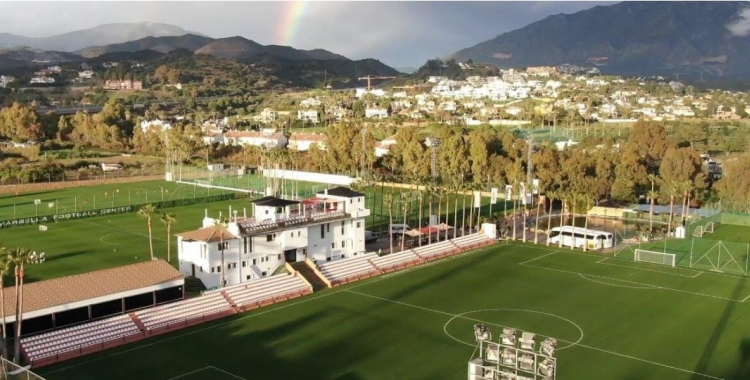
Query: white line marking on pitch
740 293 750 303
518 250 559 265
345 289 723 380
166 366 248 380
41 245 499 376
578 274 657 289
521 262 743 302
595 257 701 278
209 366 249 380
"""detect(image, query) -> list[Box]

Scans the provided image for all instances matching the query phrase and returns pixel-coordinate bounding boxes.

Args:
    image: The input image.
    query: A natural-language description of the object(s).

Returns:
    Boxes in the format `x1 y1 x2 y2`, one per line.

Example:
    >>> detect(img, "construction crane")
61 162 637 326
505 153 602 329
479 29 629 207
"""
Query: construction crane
358 75 396 90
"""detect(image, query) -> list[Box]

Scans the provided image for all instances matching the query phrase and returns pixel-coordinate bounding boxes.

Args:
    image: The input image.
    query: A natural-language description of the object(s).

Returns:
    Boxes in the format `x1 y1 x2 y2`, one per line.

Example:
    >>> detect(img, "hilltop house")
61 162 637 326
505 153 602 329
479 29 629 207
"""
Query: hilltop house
365 107 389 119
177 187 370 288
297 109 319 124
288 133 327 151
223 130 288 149
140 119 173 133
104 80 143 90
254 108 278 124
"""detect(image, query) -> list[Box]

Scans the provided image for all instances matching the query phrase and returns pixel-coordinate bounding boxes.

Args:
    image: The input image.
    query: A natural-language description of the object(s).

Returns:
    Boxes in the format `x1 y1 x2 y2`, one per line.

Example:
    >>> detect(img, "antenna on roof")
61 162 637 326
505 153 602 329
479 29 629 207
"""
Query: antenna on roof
204 209 208 218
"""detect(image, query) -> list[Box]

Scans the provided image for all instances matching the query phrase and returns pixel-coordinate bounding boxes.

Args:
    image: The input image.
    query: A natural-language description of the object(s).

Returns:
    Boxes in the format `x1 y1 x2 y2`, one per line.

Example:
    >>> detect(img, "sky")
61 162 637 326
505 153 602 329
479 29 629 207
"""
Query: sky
0 1 616 68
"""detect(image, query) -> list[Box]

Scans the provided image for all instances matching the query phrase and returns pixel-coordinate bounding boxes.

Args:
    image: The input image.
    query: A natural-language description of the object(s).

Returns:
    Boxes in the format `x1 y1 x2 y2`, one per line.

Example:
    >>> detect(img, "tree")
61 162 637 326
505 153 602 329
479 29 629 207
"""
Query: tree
0 248 11 359
11 247 32 363
138 204 158 261
658 147 707 204
384 193 395 254
623 121 675 173
545 191 558 246
160 213 177 263
714 153 750 213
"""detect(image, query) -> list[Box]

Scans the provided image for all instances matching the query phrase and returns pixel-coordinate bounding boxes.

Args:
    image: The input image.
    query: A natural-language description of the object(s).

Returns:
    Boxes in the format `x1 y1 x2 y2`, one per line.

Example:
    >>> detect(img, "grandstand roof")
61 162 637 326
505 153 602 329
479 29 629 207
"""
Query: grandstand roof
2 260 183 319
318 187 365 198
178 225 238 243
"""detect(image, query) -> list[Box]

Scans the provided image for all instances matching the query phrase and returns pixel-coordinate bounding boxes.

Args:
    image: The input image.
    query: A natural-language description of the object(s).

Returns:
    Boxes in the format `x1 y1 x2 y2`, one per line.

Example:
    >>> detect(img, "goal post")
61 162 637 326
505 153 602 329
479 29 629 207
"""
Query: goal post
692 225 704 237
634 249 676 267
705 222 715 234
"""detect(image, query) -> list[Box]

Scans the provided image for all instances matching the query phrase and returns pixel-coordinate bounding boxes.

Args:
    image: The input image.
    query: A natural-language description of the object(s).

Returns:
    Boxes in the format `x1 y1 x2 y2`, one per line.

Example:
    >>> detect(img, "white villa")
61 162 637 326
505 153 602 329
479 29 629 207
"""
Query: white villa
297 109 319 123
223 130 288 149
365 107 389 119
288 133 327 151
177 187 370 288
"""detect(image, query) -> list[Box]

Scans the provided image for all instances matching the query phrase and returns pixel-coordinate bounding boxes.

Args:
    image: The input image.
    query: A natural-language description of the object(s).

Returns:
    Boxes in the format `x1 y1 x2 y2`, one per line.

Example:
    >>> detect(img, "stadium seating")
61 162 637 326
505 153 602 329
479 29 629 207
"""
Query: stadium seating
370 250 422 272
412 240 457 260
224 273 310 309
135 292 232 330
452 233 494 249
21 314 139 361
317 253 379 284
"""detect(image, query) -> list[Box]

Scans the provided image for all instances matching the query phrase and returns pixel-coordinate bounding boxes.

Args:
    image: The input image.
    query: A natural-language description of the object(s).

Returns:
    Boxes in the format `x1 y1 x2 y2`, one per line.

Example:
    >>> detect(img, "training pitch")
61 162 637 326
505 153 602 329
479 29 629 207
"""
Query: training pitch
38 242 750 380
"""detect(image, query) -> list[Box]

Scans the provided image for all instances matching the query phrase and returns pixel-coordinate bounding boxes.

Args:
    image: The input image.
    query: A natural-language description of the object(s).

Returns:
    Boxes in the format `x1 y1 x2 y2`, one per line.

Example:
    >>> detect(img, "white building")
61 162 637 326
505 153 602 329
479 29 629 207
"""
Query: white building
223 130 288 149
300 98 322 108
288 133 327 151
30 77 55 84
140 119 173 133
365 107 389 119
0 75 14 88
78 70 95 79
177 187 370 288
297 109 319 123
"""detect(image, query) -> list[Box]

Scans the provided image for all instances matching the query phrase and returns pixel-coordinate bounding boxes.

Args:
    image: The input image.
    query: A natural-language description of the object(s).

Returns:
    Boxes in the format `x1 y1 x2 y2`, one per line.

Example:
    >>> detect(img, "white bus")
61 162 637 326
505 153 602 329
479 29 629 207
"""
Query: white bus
548 226 614 250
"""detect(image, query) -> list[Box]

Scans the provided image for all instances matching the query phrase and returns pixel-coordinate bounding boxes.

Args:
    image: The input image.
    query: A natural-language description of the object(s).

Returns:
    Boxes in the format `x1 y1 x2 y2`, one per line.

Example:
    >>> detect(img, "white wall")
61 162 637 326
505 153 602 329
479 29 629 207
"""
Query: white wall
261 169 356 186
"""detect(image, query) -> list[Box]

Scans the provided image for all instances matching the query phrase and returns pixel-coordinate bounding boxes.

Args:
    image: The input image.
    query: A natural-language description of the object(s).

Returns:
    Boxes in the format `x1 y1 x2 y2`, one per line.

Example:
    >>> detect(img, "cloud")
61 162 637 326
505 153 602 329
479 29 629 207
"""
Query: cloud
0 1 613 67
727 8 750 37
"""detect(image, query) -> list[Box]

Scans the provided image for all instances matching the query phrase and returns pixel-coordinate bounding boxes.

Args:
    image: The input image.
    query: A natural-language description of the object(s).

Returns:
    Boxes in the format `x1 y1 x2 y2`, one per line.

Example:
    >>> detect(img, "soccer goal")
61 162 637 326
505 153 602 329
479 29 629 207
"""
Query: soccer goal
705 222 715 234
692 225 704 237
634 249 676 267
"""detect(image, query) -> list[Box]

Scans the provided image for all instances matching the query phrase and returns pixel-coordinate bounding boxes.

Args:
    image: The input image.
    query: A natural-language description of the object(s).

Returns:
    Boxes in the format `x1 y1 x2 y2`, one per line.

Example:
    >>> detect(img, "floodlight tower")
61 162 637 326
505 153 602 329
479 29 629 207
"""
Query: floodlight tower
467 324 557 380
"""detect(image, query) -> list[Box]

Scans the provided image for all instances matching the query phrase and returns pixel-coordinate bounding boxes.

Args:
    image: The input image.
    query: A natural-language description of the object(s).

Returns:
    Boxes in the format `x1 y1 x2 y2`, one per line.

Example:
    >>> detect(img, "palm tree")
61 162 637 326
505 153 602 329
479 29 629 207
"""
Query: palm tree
453 181 460 239
546 191 558 246
0 248 11 359
384 193 395 254
569 193 580 250
417 184 425 247
512 182 520 241
521 183 528 243
160 213 177 263
582 195 592 252
427 183 434 245
534 189 543 244
558 191 567 248
400 195 410 252
469 184 476 235
436 186 444 242
666 181 679 238
138 204 158 261
11 247 32 363
647 174 659 236
681 180 692 225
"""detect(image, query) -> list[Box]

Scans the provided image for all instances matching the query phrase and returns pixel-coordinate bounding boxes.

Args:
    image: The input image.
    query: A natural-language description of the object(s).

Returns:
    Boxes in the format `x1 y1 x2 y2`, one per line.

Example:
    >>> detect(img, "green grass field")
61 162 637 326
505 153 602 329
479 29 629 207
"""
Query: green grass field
614 223 750 277
37 242 750 380
0 180 236 220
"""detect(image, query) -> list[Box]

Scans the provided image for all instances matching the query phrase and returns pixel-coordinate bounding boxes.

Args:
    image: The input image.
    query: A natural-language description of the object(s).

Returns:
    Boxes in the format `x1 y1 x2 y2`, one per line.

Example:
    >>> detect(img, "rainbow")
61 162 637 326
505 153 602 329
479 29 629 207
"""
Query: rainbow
276 1 309 47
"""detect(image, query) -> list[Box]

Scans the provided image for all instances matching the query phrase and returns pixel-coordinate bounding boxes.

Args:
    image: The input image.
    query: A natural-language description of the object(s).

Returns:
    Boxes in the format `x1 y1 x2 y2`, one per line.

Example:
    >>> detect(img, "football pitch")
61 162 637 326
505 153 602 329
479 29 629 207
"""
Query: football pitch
39 242 750 380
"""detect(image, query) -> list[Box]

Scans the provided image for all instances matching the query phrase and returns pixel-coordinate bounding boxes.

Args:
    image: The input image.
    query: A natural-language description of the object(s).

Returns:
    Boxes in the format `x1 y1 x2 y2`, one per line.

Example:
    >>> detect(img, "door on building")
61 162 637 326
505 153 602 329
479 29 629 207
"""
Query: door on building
284 249 297 262
191 264 195 277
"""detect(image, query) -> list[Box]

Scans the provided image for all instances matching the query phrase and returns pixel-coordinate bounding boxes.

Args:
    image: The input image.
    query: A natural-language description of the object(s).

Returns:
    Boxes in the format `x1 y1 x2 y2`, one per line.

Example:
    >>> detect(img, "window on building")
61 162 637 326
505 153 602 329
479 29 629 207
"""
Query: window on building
297 231 301 237
265 209 269 215
252 258 257 265
262 271 267 277
356 222 361 228
327 223 330 233
210 267 215 273
267 234 275 242
331 242 335 249
217 266 222 273
321 224 325 239
242 261 247 267
277 254 281 260
218 242 228 250
342 240 346 248
290 232 294 238
341 221 345 234
232 263 237 269
246 275 251 280
244 237 252 254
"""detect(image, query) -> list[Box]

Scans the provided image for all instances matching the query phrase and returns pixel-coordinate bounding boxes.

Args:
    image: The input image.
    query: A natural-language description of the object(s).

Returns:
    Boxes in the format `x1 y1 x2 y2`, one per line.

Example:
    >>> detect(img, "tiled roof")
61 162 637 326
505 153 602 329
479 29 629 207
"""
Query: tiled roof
2 260 183 317
289 133 326 142
177 225 238 243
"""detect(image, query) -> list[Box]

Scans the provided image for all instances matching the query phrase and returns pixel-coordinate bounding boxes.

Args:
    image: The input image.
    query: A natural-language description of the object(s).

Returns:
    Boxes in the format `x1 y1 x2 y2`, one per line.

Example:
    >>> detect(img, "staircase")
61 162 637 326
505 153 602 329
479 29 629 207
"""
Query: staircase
129 313 147 332
184 276 207 292
290 262 328 291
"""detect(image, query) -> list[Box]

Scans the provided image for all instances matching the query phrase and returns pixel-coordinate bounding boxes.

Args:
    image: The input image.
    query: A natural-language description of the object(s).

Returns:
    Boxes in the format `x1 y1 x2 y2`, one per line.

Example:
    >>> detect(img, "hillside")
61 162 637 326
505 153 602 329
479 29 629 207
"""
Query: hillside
0 22 205 52
77 34 215 58
451 2 750 80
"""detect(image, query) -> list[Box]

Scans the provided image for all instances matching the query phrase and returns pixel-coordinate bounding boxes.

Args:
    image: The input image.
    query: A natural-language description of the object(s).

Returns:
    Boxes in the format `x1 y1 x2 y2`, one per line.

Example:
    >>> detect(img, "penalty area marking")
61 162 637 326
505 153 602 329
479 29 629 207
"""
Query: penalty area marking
167 366 248 380
595 258 702 278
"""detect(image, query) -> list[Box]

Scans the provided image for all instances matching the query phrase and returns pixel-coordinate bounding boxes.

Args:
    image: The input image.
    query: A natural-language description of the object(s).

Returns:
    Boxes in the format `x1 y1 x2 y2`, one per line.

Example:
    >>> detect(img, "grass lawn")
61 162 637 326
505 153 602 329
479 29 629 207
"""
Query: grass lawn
0 180 237 220
614 223 750 277
38 242 750 380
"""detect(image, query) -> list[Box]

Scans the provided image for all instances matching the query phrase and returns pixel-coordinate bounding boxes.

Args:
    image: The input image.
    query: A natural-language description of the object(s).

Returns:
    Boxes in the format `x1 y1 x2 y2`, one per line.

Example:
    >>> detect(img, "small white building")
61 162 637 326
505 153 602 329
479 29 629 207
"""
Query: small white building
78 70 95 79
30 77 55 84
254 108 278 124
177 187 370 288
288 133 327 151
300 98 322 108
297 109 319 124
140 119 173 133
223 130 288 149
365 107 389 119
0 75 15 88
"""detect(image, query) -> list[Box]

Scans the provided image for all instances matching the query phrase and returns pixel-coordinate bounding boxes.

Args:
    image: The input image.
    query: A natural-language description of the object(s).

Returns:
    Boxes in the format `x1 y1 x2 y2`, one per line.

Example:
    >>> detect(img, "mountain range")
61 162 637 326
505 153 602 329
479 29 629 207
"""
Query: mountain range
0 22 206 52
451 1 750 80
